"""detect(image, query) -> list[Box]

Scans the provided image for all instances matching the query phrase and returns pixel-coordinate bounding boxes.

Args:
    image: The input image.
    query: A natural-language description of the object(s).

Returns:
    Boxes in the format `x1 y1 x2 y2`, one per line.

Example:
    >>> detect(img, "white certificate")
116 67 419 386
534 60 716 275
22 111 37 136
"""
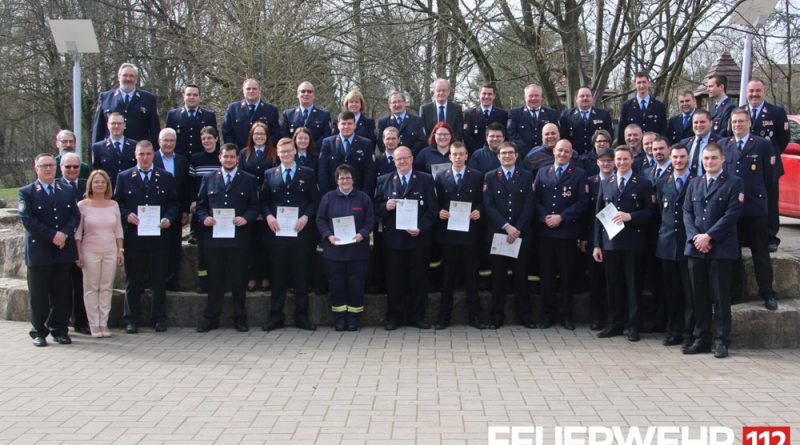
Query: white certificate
276 206 299 237
212 208 235 238
332 216 357 245
137 205 160 236
395 199 419 230
430 162 452 180
490 233 522 258
596 202 625 240
447 200 471 232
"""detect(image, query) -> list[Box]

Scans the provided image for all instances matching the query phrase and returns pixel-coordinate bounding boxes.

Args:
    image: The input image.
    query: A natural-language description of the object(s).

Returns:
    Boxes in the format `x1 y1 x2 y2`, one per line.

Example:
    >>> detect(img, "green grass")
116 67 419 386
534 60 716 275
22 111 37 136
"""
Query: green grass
0 187 18 204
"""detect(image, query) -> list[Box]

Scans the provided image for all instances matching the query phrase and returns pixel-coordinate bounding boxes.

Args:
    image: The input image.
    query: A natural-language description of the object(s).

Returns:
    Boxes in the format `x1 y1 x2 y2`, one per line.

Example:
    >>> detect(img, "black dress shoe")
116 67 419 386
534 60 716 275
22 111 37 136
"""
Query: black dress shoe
714 344 729 358
682 340 712 354
627 328 640 342
765 296 778 311
412 321 431 329
662 335 683 346
75 326 92 335
125 323 138 334
196 320 218 333
384 323 398 331
261 320 284 331
53 334 72 344
154 321 167 332
768 242 779 253
234 322 249 332
560 320 575 331
597 326 623 338
521 321 537 329
32 336 47 347
295 319 317 331
467 317 485 330
538 319 554 329
589 321 604 331
681 337 694 351
434 322 449 330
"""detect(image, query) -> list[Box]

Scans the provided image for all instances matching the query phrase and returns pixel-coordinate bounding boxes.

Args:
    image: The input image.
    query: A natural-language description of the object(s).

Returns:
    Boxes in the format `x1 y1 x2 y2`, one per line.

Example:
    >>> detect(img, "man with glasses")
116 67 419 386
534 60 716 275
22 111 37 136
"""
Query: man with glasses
54 130 90 179
374 146 439 330
281 81 332 144
559 87 613 155
376 92 427 154
91 112 137 189
18 154 81 347
91 63 160 145
483 142 536 329
58 153 90 335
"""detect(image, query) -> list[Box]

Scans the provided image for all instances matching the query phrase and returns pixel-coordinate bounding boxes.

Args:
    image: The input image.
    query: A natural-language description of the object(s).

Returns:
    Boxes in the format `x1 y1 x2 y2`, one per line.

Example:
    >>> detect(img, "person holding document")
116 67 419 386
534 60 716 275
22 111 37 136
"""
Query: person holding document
434 142 485 329
195 143 260 333
316 164 375 331
261 138 320 332
532 139 589 331
374 146 439 330
483 141 536 330
591 146 654 342
114 140 179 334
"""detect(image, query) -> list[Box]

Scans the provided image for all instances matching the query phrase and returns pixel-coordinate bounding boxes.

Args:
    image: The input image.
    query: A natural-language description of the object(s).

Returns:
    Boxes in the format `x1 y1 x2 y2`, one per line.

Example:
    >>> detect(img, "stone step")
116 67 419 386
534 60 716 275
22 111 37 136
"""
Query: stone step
1 276 798 349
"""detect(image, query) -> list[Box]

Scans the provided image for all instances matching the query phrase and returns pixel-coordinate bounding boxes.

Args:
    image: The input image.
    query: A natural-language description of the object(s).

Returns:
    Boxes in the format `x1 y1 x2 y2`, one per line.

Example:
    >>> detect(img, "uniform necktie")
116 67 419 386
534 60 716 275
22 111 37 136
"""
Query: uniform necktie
751 108 758 122
530 109 538 123
70 181 77 190
707 177 715 190
188 109 195 118
303 108 309 123
47 184 54 196
556 166 563 179
388 155 393 164
226 173 232 186
255 149 263 159
649 158 656 168
484 109 490 119
455 172 462 185
343 139 350 155
298 155 306 165
123 94 130 107
683 113 691 128
396 115 403 126
399 176 407 194
140 169 150 185
506 171 512 181
655 167 662 180
618 176 625 192
675 177 683 192
737 140 744 153
640 100 646 110
285 168 292 184
115 141 121 153
713 102 719 112
438 105 446 122
248 104 255 113
581 111 588 122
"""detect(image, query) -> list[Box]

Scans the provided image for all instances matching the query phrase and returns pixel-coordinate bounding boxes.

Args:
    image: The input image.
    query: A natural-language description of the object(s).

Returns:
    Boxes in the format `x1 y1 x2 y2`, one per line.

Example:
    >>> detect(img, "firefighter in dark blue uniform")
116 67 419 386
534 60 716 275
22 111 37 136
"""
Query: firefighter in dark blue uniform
707 74 736 138
483 142 536 329
376 92 428 154
318 111 376 194
721 107 777 311
113 141 179 334
165 85 218 157
592 146 654 342
506 84 560 156
462 83 509 153
91 112 137 189
261 138 320 332
222 79 280 149
91 63 160 145
655 144 695 349
533 140 590 330
745 79 789 251
19 154 81 346
281 81 332 144
682 143 744 359
616 73 668 144
374 146 439 330
434 142 485 329
666 90 696 144
195 143 260 333
559 87 613 155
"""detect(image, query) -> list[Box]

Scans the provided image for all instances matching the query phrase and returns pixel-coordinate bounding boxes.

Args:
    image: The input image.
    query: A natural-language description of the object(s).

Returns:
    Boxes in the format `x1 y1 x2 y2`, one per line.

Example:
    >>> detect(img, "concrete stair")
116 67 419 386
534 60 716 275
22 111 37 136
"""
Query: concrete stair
1 209 799 349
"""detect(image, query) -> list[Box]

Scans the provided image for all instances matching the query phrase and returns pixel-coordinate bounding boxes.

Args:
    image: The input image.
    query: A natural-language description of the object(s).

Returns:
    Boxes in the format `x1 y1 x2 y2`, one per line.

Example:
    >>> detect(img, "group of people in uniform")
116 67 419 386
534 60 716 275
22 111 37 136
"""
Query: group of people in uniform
20 63 789 359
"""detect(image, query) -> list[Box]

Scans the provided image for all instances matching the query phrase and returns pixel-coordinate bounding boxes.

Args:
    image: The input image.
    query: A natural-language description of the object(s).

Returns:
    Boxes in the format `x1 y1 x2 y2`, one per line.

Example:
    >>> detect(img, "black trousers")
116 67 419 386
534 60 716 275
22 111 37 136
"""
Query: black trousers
68 262 88 329
439 243 480 323
603 249 644 329
269 241 314 322
768 181 780 245
385 247 430 324
123 247 167 324
204 247 248 323
738 216 776 299
164 222 182 289
27 263 72 338
489 238 532 325
688 257 735 345
661 259 693 338
587 251 607 324
326 259 368 318
538 237 576 322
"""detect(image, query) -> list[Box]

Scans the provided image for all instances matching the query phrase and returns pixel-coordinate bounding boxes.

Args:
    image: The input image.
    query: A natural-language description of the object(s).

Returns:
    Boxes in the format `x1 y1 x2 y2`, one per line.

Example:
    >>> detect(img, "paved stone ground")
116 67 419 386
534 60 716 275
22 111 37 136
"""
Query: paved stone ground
1 319 799 445
1 219 799 445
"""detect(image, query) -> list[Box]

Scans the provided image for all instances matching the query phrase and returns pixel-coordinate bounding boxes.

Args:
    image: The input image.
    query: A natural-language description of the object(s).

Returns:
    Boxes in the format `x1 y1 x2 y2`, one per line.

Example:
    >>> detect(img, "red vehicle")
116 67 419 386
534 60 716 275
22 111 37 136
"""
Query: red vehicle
779 114 800 217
